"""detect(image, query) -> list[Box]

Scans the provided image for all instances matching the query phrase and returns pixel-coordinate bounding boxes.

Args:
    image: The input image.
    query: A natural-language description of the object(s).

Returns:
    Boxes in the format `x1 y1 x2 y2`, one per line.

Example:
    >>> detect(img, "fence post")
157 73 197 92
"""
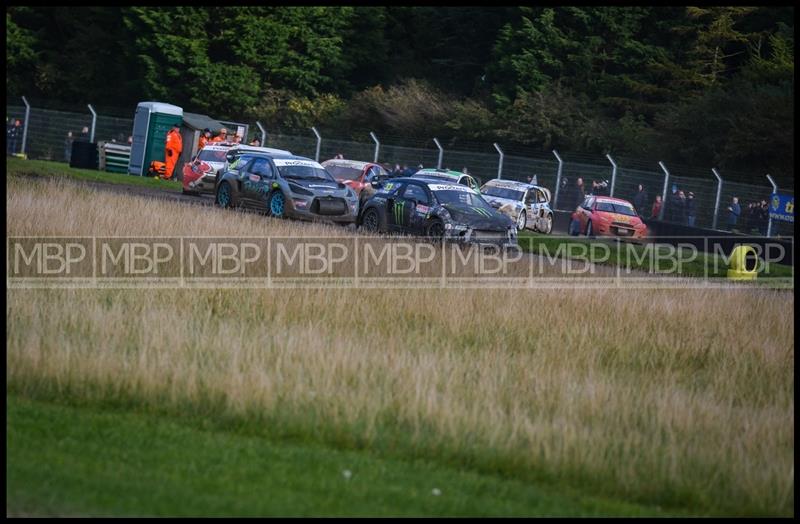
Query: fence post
493 142 504 179
311 126 322 162
711 168 723 230
370 132 380 163
256 121 267 145
87 104 97 143
766 174 778 238
606 153 617 197
552 149 563 210
658 161 670 221
433 138 443 169
20 96 31 156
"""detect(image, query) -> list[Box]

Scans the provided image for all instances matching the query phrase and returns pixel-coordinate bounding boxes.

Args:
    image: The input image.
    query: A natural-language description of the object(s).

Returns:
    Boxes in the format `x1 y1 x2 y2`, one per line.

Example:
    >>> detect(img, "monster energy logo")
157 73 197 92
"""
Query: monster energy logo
394 201 405 224
472 207 492 217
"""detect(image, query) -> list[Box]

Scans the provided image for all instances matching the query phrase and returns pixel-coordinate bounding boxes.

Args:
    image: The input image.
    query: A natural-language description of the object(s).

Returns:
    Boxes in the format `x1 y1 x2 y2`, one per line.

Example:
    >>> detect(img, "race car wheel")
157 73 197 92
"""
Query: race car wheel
517 210 527 230
361 207 382 232
216 182 232 208
426 219 446 239
541 214 553 234
269 191 286 218
586 220 593 237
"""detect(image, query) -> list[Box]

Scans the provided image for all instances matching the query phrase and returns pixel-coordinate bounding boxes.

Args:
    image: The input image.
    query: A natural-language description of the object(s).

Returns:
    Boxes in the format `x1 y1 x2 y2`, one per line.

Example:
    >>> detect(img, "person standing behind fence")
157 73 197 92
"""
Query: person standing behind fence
574 177 585 208
650 195 662 220
726 196 741 231
64 131 74 162
211 127 228 143
198 128 212 150
163 123 183 180
7 118 22 155
633 184 647 216
685 191 696 226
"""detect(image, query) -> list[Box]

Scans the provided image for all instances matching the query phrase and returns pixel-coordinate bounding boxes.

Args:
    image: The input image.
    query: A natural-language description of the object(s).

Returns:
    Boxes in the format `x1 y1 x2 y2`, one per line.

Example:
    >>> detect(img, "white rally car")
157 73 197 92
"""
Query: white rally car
480 179 554 233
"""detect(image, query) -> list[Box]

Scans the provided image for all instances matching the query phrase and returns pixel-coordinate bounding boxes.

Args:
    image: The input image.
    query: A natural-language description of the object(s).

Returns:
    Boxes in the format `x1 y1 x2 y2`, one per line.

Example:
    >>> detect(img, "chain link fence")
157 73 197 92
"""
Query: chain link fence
6 101 793 237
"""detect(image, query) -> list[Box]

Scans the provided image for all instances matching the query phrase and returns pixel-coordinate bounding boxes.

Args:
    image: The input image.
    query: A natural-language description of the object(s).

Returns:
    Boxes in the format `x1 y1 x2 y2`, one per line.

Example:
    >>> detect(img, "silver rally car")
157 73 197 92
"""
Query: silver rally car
480 179 554 234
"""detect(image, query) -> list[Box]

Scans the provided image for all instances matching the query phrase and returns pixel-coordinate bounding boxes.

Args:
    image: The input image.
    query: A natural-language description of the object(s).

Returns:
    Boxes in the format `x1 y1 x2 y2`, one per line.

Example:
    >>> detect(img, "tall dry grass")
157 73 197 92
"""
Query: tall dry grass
6 177 795 515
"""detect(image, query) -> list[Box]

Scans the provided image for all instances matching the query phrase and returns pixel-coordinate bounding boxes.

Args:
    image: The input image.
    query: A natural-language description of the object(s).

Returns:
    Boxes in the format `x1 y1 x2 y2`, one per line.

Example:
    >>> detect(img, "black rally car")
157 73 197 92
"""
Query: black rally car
358 178 518 248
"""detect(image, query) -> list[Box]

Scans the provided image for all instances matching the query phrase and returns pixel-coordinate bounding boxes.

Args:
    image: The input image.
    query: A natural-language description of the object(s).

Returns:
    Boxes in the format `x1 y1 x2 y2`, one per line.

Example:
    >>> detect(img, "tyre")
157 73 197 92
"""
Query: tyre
361 207 383 233
516 210 527 230
426 218 446 239
269 191 286 218
216 181 232 208
540 213 553 234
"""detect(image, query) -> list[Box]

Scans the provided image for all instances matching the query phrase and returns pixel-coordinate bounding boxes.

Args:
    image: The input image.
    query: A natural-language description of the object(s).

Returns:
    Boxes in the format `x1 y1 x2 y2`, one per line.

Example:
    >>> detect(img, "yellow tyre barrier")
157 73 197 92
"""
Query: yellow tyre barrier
727 245 758 280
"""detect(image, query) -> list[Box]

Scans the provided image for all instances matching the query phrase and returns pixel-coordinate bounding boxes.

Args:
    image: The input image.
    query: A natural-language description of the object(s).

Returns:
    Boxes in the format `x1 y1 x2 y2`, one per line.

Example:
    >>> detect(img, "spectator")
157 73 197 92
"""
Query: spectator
7 118 22 155
569 206 582 236
527 174 538 185
335 153 344 159
402 164 415 177
686 191 696 227
650 195 662 220
64 131 74 162
666 184 682 223
198 128 212 149
573 177 585 208
392 163 402 177
211 127 228 143
726 196 741 231
462 167 469 175
743 202 756 232
249 137 261 147
127 135 133 146
79 126 90 141
232 134 242 144
633 184 647 216
676 190 687 225
757 199 770 235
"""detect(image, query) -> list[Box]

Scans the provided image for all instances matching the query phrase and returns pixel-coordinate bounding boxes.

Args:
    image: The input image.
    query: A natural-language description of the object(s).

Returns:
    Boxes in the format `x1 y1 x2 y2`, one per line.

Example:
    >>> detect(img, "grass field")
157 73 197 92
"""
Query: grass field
6 168 795 516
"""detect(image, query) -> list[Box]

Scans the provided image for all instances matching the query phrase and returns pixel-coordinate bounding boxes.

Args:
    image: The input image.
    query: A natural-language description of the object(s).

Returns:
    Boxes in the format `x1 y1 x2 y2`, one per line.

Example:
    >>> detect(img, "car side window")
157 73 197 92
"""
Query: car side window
536 189 547 203
248 158 271 177
401 184 430 204
365 166 381 182
458 177 471 188
582 196 592 209
525 190 536 204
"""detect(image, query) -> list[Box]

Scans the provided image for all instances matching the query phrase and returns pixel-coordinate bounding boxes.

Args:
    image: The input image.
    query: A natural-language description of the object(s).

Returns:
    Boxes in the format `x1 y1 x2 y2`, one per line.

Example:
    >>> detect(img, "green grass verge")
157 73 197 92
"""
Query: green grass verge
7 395 678 517
6 157 181 192
518 230 794 280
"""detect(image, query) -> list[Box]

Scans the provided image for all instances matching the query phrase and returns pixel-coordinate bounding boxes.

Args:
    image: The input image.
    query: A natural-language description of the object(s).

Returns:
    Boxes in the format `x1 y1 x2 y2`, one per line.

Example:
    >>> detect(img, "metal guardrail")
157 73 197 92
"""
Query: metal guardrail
98 142 131 173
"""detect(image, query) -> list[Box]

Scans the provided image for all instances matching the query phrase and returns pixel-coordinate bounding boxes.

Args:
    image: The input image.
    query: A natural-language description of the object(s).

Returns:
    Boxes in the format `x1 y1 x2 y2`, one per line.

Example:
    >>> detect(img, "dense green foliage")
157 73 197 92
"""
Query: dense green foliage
6 6 794 181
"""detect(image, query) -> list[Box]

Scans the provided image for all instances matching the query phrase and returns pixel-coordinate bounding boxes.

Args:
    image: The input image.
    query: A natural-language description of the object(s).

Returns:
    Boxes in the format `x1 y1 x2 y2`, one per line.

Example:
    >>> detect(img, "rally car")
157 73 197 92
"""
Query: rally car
321 158 390 207
412 168 481 193
480 179 554 233
358 178 518 248
215 153 359 224
181 144 234 195
571 195 648 240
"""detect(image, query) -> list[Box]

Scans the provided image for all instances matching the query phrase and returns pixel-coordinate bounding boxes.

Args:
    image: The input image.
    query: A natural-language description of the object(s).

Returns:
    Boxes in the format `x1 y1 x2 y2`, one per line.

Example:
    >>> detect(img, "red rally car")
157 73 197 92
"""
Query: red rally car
321 158 390 207
571 195 648 239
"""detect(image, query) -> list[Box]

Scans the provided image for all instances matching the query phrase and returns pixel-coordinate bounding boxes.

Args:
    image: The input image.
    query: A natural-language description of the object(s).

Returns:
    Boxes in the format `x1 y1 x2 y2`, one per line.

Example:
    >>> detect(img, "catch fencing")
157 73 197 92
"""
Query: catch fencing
5 99 793 238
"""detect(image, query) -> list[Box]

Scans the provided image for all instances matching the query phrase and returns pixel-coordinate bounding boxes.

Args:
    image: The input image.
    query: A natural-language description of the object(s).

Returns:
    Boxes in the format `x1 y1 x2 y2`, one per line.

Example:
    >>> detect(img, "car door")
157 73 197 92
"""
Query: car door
239 157 274 208
385 182 408 231
524 189 538 223
578 196 594 231
395 183 432 233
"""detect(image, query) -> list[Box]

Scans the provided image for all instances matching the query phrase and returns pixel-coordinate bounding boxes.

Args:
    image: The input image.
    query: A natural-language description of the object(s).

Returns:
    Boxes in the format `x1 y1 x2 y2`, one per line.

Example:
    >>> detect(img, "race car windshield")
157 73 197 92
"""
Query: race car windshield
278 166 335 181
482 186 525 201
197 149 228 162
325 165 362 181
596 201 637 216
434 190 493 210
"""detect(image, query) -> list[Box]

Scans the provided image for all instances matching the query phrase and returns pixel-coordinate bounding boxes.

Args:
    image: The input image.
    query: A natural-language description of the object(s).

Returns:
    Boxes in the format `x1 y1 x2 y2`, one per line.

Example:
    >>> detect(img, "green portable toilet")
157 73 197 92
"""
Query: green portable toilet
128 102 183 176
